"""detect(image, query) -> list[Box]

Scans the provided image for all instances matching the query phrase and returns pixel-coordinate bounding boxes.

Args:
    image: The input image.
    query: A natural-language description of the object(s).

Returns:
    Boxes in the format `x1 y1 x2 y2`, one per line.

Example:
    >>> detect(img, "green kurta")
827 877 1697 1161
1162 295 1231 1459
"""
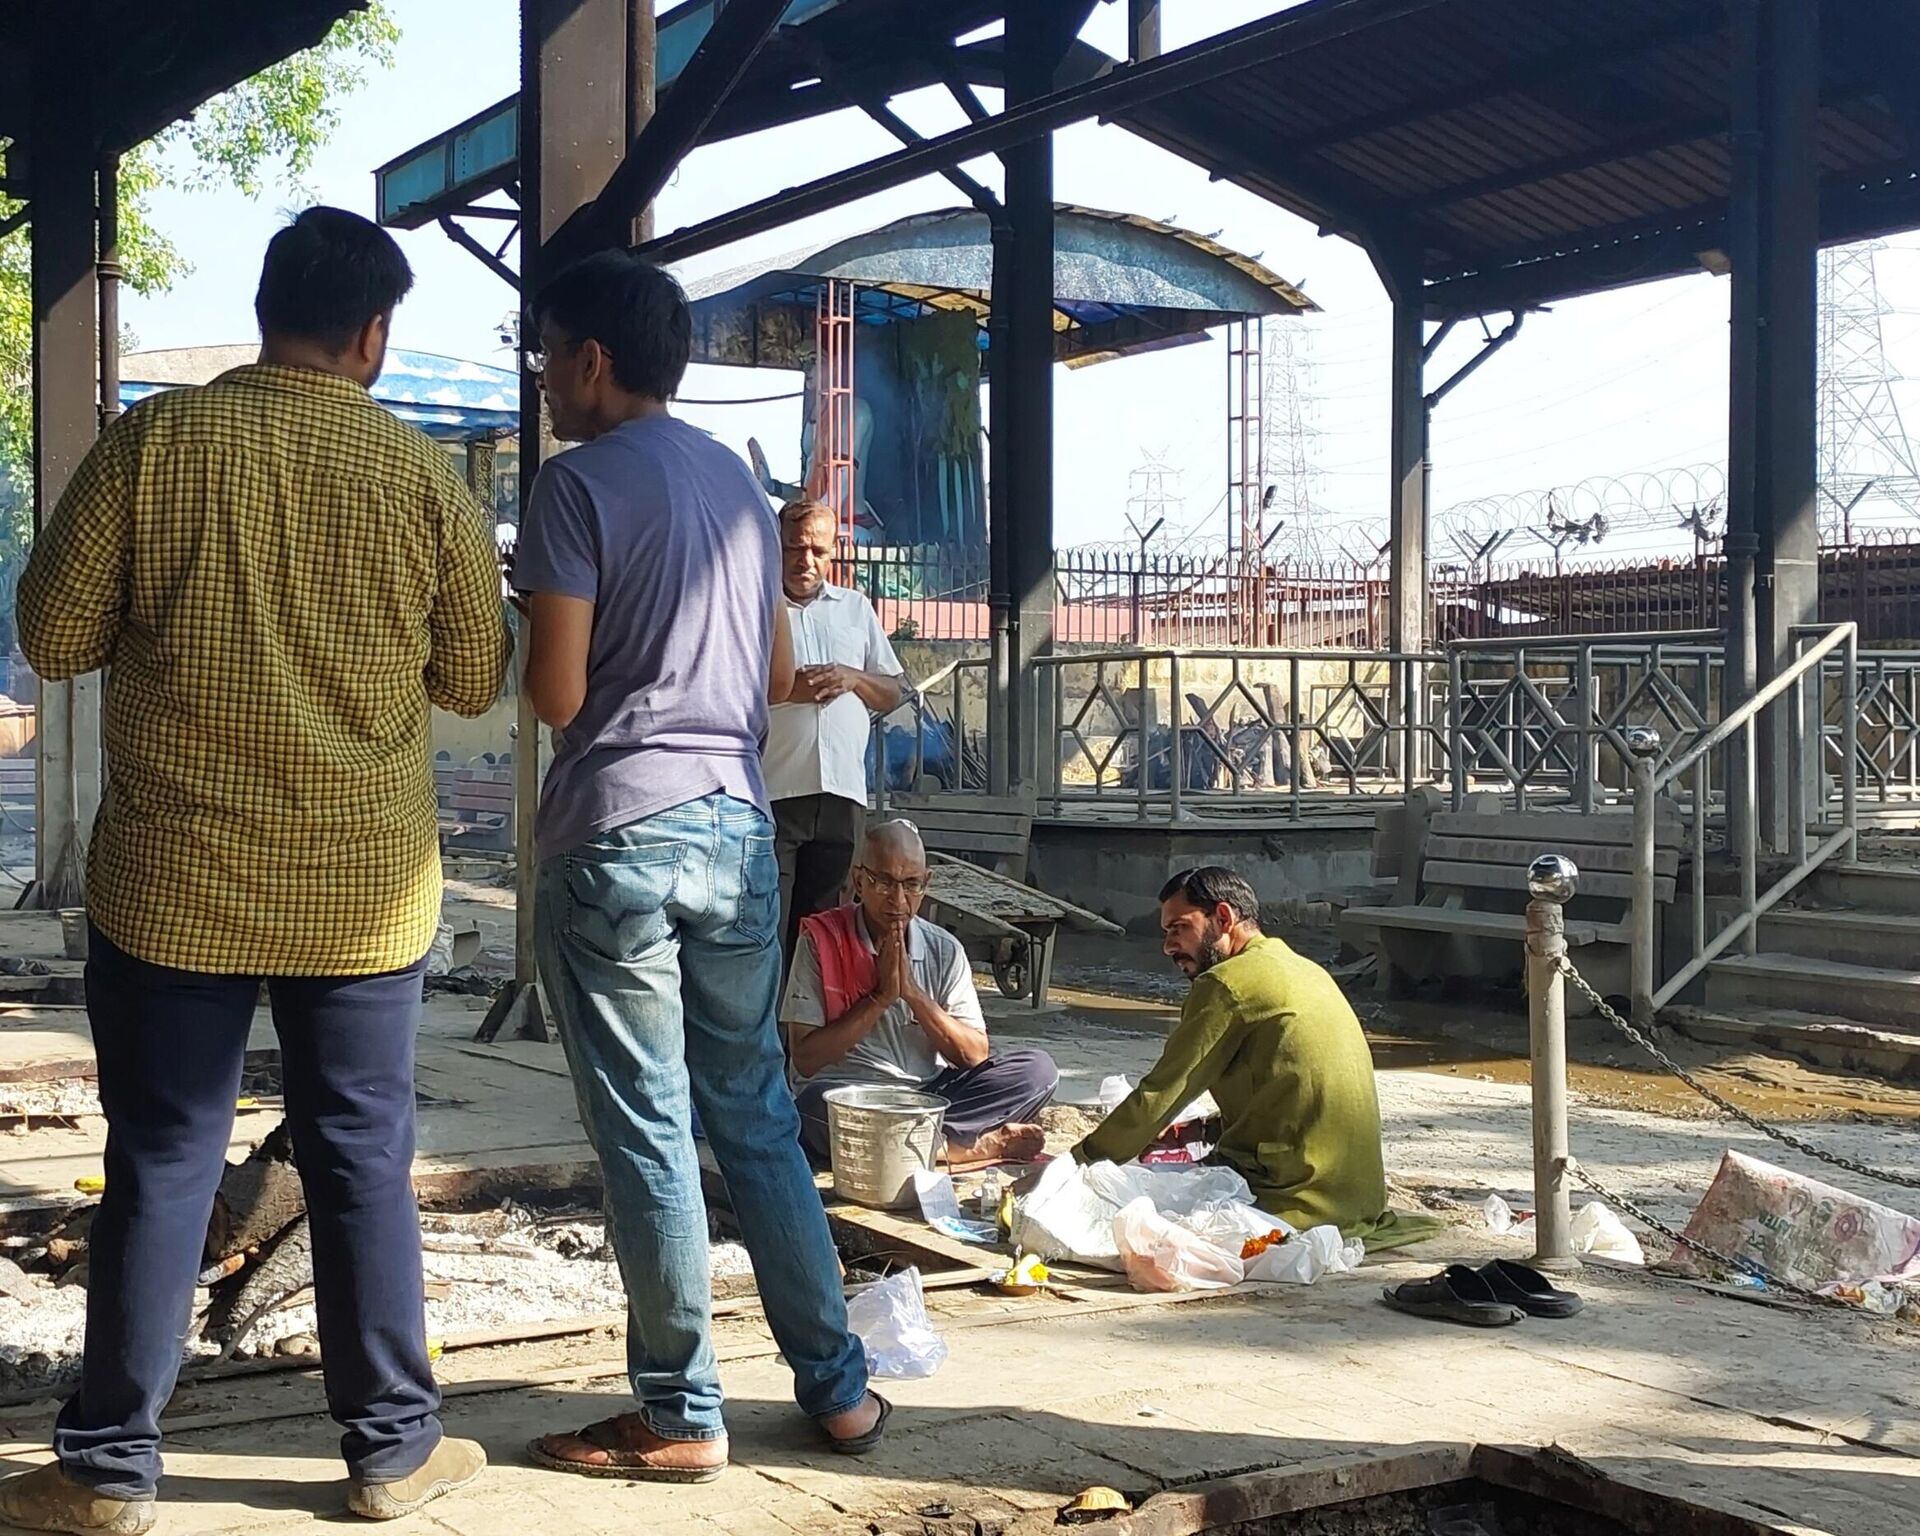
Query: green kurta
1075 935 1436 1250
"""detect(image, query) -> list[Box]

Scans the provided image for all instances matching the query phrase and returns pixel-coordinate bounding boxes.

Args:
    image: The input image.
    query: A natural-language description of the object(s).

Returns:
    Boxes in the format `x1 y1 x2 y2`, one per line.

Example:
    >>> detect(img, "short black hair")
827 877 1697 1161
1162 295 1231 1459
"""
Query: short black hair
529 250 692 402
1159 865 1262 926
255 207 413 349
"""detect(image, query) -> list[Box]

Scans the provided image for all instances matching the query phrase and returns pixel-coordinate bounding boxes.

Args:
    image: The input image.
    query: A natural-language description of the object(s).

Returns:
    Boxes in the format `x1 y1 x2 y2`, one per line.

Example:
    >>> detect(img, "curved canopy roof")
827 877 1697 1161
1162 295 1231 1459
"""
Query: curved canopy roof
683 204 1317 371
121 347 518 441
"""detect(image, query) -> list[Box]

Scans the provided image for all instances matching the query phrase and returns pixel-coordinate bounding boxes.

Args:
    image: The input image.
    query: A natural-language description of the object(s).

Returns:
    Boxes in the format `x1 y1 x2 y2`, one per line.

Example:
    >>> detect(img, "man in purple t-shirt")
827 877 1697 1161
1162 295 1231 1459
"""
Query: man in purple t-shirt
512 252 886 1479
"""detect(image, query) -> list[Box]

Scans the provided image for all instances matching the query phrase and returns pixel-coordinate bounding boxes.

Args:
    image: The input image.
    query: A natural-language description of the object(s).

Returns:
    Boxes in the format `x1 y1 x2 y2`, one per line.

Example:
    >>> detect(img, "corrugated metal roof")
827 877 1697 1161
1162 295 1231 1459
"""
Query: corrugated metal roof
683 204 1315 369
1115 0 1920 316
121 347 518 440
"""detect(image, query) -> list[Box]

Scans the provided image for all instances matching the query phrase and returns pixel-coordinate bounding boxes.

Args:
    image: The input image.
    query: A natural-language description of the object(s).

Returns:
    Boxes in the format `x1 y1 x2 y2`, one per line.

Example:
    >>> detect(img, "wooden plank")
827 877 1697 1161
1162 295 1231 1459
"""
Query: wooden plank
1423 859 1675 904
1426 834 1679 878
1429 809 1682 845
1340 905 1610 946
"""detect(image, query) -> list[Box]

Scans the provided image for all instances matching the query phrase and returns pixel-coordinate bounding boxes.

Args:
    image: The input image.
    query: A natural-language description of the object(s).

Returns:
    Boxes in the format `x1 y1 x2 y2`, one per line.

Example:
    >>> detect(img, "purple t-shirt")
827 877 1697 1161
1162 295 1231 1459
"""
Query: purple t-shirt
513 414 779 861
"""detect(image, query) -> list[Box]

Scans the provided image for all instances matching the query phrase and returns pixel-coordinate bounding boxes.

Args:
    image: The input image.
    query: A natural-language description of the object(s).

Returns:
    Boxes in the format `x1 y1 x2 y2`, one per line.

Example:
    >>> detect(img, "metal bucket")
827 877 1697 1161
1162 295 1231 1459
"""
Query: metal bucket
821 1084 948 1210
58 910 87 961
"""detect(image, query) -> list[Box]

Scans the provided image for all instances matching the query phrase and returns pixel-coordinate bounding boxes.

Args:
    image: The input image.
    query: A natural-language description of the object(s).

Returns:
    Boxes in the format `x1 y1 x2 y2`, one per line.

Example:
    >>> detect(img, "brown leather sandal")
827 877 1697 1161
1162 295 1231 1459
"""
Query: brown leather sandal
528 1414 728 1483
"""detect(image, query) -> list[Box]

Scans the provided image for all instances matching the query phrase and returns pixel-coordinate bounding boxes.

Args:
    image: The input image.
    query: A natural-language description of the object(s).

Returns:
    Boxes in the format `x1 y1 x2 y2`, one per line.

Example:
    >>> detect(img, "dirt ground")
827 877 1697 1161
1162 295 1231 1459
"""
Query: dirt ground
1 877 1919 1532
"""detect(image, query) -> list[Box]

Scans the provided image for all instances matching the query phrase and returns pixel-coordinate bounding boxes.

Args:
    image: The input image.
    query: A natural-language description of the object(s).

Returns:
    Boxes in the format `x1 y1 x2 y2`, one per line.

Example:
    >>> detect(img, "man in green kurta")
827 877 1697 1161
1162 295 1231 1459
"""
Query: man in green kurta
1075 866 1435 1250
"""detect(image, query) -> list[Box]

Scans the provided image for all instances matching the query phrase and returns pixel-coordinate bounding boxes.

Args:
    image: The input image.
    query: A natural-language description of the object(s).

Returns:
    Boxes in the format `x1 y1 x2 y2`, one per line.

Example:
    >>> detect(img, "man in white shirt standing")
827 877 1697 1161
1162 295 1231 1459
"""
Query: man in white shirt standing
767 499 909 959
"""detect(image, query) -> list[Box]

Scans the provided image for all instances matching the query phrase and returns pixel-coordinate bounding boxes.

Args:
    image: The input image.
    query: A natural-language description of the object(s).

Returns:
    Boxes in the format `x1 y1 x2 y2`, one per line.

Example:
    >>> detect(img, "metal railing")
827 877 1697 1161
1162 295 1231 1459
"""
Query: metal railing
1629 621 1859 1022
1446 631 1723 813
1827 649 1920 807
1036 646 1447 824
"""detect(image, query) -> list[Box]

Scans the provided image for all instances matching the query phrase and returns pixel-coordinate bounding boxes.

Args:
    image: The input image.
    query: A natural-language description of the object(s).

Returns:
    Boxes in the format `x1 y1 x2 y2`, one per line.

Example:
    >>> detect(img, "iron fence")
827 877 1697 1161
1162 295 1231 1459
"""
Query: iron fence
842 533 1920 649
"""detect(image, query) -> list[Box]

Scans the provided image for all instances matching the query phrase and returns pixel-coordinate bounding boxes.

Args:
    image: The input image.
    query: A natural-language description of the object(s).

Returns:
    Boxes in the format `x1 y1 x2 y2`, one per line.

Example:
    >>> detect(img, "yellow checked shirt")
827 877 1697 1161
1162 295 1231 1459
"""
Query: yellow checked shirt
18 364 510 976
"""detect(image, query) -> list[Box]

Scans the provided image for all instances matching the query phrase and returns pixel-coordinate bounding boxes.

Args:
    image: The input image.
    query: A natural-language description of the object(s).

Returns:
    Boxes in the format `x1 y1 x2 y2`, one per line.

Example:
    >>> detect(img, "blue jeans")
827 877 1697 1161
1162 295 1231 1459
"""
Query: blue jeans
537 794 868 1440
55 926 440 1499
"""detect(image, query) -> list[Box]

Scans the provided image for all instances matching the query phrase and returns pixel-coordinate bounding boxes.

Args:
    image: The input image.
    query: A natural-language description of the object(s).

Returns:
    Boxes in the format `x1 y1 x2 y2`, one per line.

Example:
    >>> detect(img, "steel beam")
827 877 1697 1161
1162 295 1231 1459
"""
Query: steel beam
1003 6 1058 797
438 214 519 288
1382 258 1427 659
548 0 787 267
1752 0 1821 850
1129 0 1161 62
628 0 656 244
639 0 1438 265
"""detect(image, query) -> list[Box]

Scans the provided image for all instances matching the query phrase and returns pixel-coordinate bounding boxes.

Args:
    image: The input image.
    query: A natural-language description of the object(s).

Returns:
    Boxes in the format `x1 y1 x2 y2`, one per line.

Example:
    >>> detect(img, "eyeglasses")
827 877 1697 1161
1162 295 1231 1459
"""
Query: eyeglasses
522 338 612 377
858 866 928 898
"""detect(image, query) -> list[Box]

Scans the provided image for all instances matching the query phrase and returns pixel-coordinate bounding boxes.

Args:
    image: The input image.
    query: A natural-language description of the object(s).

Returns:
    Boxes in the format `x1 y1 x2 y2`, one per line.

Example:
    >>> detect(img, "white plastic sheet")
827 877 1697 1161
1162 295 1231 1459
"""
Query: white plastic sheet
1112 1198 1244 1292
1009 1158 1254 1270
1009 1159 1362 1289
846 1267 947 1379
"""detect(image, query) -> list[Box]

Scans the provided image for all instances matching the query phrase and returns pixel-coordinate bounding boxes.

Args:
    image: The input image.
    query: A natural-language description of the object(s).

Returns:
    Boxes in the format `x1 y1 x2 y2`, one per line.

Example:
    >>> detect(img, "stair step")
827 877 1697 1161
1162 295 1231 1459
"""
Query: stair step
1808 863 1920 916
1705 952 1920 1032
1669 1007 1920 1081
1759 909 1920 967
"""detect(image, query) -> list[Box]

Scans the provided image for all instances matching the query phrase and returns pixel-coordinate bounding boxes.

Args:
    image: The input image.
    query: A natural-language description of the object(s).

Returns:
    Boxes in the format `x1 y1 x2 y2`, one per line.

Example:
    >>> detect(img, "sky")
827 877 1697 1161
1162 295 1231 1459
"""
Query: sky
119 0 1920 564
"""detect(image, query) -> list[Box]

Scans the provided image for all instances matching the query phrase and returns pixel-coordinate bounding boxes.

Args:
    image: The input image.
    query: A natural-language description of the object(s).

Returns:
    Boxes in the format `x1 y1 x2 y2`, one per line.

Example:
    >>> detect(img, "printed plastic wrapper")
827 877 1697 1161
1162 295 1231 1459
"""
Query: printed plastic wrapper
1010 1158 1254 1269
846 1267 947 1379
1666 1149 1920 1291
1112 1198 1244 1292
1569 1201 1645 1265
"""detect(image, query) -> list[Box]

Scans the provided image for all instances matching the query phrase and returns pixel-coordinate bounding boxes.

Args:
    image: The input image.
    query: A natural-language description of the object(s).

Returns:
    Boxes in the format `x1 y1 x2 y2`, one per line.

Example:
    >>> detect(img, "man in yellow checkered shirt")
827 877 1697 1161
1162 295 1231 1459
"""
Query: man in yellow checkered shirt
0 208 505 1534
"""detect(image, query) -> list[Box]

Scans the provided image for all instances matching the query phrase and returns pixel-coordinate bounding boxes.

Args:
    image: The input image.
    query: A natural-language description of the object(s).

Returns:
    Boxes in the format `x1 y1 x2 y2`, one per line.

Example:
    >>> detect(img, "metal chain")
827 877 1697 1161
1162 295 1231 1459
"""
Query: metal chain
1560 1156 1831 1304
1557 957 1920 1194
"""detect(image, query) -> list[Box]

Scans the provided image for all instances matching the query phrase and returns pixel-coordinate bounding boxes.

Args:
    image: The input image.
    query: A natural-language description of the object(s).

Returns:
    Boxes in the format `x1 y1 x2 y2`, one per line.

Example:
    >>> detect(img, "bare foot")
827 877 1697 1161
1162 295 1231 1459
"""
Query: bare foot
946 1122 1047 1167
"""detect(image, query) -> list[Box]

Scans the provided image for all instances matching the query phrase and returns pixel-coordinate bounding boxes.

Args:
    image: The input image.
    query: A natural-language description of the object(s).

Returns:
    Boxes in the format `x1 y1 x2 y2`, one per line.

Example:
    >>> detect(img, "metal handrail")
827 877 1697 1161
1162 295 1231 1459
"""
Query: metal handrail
1630 621 1859 1021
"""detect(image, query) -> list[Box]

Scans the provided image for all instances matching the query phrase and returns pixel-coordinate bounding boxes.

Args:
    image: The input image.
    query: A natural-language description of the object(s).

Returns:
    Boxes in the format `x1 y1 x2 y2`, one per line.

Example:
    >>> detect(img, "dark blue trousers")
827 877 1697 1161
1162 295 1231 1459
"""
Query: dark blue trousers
54 925 442 1499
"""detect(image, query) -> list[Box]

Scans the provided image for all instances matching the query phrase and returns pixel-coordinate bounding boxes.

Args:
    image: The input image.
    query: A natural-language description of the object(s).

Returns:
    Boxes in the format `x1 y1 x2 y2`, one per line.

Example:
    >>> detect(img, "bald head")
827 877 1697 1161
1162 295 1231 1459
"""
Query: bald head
862 819 925 867
855 820 930 924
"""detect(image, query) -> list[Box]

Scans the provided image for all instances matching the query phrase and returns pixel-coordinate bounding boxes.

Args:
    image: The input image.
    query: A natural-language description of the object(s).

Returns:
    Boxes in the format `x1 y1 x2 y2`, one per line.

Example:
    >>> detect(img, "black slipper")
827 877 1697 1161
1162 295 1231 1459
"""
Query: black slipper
1381 1265 1525 1327
1476 1258 1583 1318
824 1391 891 1457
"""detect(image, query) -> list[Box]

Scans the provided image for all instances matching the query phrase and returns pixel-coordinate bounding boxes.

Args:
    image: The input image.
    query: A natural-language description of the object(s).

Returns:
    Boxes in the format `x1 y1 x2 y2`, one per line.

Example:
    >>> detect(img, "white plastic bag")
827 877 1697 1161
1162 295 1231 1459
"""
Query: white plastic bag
1570 1201 1645 1265
1082 1160 1254 1217
1095 1076 1218 1130
1010 1159 1255 1269
1010 1156 1127 1267
1179 1198 1293 1252
1243 1224 1364 1284
845 1267 946 1379
1112 1197 1244 1292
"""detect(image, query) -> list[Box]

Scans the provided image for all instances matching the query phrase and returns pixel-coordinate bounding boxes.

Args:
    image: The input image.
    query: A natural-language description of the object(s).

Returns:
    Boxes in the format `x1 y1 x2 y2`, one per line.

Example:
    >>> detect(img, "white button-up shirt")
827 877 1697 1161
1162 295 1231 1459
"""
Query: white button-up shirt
765 582 905 805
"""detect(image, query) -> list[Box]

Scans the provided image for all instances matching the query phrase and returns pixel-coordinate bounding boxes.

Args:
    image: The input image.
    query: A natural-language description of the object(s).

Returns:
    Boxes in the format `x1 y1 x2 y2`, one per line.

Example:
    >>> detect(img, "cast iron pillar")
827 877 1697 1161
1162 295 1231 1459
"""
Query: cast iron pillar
1373 249 1428 786
1384 270 1427 659
482 0 632 1044
27 15 103 910
1002 6 1057 797
1728 0 1821 852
